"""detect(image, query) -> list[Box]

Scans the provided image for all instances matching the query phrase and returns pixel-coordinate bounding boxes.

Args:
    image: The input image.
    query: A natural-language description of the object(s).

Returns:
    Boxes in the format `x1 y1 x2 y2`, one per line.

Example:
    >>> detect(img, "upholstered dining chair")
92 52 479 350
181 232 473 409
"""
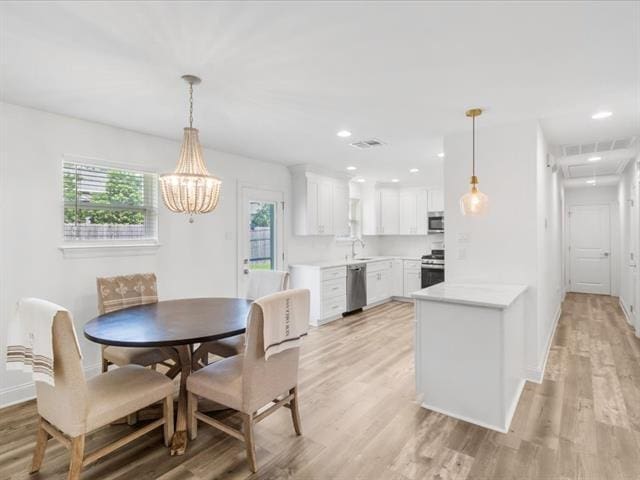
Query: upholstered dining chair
186 288 308 473
199 270 290 362
29 301 174 480
97 273 176 373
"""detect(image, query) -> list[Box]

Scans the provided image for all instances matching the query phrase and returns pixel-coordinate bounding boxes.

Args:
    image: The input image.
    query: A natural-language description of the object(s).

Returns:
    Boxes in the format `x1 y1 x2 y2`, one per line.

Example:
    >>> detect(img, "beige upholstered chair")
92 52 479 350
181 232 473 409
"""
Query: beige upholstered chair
201 270 290 361
186 288 308 473
30 305 174 480
97 273 175 372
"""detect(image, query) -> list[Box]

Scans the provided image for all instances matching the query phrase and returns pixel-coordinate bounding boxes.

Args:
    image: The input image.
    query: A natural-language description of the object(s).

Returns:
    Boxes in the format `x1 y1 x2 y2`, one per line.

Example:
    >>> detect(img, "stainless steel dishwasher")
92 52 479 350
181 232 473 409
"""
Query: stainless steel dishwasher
346 263 367 313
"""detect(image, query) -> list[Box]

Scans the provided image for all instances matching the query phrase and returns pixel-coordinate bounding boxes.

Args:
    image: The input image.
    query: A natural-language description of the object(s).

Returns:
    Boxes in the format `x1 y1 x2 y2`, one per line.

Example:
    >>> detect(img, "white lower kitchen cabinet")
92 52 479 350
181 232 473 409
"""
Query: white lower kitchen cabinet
290 257 423 325
289 264 346 326
403 259 422 297
391 259 404 297
366 260 392 305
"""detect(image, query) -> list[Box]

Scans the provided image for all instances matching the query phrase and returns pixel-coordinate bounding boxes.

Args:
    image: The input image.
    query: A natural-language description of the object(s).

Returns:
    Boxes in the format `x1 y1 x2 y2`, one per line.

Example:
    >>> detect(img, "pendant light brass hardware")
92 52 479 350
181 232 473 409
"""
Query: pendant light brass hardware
459 107 489 216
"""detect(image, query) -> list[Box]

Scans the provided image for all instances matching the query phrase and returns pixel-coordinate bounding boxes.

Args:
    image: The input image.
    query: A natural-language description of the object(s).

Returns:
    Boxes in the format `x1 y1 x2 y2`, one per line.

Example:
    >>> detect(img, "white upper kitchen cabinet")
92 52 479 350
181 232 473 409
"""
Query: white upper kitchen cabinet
317 178 334 235
428 188 444 212
290 166 350 236
332 182 350 237
399 188 428 235
378 188 399 235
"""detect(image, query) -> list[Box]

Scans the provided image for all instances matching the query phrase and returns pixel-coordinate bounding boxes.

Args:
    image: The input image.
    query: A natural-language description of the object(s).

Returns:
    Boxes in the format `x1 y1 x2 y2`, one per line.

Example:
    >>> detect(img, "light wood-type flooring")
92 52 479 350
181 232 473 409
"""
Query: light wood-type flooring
2 293 640 479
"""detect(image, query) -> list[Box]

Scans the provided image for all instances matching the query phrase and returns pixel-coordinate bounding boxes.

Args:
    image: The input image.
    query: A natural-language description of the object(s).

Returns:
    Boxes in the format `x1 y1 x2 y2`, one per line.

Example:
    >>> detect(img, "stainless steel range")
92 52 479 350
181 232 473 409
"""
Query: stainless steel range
421 249 444 288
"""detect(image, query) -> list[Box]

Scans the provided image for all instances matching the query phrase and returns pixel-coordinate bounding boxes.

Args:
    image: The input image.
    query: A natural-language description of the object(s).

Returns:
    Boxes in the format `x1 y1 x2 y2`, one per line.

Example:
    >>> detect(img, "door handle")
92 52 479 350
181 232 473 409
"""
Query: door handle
603 252 610 257
244 268 250 275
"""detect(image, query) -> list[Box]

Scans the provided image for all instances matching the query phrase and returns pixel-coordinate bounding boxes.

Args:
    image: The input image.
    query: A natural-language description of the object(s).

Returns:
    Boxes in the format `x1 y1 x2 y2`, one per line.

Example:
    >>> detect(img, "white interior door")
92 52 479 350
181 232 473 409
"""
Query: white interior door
237 186 284 297
568 205 611 294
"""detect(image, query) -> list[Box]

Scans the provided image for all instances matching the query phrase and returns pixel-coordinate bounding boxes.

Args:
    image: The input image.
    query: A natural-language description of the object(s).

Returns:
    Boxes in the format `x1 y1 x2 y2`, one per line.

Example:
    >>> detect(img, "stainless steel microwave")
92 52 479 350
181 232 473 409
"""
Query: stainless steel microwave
428 212 444 233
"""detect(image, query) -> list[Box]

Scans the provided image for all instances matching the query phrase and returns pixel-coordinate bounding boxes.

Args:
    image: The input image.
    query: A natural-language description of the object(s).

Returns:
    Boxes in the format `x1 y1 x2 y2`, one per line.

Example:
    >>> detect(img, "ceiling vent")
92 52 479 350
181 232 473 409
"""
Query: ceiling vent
561 137 637 157
350 138 386 150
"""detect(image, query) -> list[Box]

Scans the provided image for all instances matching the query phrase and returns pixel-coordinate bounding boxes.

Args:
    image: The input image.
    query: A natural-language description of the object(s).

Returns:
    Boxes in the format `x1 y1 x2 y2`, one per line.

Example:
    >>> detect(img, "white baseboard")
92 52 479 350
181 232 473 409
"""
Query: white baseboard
0 362 102 409
391 296 413 303
525 304 562 384
619 297 633 326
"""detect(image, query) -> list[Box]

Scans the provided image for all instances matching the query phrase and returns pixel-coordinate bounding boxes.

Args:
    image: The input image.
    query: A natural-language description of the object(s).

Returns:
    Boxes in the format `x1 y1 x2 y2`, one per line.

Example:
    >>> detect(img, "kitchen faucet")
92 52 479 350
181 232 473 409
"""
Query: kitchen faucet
351 237 366 259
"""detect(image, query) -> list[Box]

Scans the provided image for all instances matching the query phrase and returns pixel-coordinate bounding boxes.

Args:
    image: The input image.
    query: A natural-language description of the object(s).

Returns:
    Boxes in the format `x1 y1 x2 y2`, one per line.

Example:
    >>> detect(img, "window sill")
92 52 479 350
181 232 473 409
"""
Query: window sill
59 242 162 259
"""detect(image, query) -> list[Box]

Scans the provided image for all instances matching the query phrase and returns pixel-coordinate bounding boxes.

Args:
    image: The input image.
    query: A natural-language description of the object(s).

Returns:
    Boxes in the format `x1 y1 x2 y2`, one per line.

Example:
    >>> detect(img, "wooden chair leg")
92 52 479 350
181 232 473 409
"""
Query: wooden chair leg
242 413 257 473
30 417 50 473
163 395 174 447
187 392 197 440
127 412 138 425
68 435 85 480
289 386 303 436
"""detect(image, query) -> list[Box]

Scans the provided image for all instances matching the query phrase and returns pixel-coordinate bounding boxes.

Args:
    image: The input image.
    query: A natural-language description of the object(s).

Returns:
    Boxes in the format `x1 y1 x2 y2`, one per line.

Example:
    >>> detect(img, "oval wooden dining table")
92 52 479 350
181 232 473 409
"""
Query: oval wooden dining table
84 297 253 456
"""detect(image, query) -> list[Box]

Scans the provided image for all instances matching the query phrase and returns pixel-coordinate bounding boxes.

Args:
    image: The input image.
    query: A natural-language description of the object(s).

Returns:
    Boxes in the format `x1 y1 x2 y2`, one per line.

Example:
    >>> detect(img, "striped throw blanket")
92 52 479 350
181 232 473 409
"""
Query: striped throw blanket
6 298 81 386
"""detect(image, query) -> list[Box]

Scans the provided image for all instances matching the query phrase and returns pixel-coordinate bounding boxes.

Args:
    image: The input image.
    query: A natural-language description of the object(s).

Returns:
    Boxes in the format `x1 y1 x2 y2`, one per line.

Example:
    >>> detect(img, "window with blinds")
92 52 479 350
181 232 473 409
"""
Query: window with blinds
63 161 158 242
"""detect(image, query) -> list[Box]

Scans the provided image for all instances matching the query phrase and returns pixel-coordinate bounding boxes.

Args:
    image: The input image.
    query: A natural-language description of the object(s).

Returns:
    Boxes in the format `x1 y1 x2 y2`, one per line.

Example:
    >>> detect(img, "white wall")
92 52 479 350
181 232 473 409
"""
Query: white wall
617 157 640 334
564 185 620 296
536 125 564 382
0 102 388 407
443 120 563 381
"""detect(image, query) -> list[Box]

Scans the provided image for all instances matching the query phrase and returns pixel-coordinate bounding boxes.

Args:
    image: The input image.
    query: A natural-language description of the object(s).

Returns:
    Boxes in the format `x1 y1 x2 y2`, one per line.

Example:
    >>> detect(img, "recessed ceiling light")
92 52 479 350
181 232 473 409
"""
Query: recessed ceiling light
346 166 357 171
337 130 352 138
391 179 399 183
591 111 612 120
437 152 445 158
409 168 419 173
355 178 366 183
588 156 601 162
586 179 596 184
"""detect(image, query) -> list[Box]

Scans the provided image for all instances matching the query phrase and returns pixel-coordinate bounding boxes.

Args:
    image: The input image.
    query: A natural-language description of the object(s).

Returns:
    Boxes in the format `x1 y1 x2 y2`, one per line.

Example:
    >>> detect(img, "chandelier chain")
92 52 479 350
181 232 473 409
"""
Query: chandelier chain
188 82 194 129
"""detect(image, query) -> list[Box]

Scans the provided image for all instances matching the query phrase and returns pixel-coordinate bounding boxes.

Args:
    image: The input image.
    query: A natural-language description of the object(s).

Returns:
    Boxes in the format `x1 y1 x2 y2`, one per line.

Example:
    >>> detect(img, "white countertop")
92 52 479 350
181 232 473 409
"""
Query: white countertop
289 256 422 269
411 282 528 309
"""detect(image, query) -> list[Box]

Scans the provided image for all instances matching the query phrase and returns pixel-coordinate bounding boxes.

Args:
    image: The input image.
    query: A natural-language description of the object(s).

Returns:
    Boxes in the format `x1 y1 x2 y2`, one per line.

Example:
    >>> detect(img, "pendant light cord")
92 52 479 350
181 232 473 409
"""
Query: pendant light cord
472 114 476 178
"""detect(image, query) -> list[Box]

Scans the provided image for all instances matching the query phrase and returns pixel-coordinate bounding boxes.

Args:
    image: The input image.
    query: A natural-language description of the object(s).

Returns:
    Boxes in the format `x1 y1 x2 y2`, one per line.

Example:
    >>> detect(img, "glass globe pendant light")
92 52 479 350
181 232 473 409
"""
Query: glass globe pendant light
160 75 222 222
459 108 489 216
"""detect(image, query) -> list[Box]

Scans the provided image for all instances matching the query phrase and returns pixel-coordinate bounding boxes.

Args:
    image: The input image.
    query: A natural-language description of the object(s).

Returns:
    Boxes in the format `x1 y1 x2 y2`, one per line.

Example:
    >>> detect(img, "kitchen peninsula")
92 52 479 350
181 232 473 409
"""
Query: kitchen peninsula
412 282 528 432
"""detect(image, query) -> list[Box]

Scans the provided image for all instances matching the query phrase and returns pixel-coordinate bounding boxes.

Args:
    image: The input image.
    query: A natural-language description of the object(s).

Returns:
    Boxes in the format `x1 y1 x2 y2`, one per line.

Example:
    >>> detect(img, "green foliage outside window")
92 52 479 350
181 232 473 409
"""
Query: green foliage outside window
250 203 273 229
65 169 145 225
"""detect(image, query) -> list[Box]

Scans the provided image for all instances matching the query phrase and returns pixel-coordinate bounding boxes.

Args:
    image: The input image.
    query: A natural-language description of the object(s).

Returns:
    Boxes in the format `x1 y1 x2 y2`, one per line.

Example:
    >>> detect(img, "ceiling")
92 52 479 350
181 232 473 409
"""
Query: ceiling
1 1 639 185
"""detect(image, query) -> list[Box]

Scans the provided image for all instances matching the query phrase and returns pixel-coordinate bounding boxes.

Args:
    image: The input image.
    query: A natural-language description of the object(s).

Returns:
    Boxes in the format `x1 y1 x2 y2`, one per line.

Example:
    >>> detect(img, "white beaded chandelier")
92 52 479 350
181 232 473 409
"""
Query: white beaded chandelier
160 75 221 220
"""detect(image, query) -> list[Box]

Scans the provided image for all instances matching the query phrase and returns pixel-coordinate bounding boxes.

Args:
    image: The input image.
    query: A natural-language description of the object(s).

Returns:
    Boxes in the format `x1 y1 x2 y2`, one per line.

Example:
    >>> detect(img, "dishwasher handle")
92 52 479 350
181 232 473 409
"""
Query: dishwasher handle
348 263 366 272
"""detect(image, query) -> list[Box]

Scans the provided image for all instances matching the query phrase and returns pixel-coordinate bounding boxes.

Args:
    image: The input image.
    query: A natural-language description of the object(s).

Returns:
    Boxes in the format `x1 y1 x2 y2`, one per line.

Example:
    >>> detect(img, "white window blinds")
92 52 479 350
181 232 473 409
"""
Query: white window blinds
63 161 158 242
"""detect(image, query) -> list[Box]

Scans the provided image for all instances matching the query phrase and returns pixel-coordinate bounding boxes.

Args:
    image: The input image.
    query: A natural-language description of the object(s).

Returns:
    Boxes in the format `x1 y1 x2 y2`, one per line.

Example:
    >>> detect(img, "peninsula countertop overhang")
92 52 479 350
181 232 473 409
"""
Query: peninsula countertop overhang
411 282 528 309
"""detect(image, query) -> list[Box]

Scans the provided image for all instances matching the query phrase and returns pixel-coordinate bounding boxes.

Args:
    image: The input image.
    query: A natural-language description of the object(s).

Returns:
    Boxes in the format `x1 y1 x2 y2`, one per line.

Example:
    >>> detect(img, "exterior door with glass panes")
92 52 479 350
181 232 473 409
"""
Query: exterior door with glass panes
237 186 284 296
